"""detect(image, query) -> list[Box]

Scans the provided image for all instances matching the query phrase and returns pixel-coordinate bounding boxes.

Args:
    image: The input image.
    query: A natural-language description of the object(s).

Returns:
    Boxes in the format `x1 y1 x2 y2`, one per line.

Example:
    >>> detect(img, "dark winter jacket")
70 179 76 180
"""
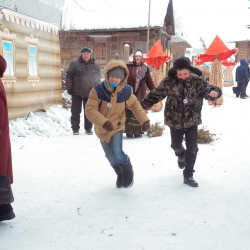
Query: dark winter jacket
126 63 155 102
0 55 13 184
141 75 222 130
235 59 249 83
86 59 149 143
66 57 101 97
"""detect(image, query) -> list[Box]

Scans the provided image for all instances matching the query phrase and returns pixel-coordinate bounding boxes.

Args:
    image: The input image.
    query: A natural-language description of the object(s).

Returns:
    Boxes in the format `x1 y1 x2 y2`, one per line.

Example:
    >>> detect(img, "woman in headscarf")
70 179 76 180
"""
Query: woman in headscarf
125 50 155 138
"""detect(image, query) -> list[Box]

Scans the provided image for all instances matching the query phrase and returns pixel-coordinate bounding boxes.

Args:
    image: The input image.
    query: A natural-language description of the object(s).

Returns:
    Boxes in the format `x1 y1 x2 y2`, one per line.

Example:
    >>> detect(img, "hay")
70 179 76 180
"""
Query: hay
147 121 165 138
197 126 218 144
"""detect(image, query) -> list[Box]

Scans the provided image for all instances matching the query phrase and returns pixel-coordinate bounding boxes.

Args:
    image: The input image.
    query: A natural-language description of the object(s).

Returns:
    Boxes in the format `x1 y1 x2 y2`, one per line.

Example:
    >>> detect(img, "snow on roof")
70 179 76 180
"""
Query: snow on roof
66 0 170 30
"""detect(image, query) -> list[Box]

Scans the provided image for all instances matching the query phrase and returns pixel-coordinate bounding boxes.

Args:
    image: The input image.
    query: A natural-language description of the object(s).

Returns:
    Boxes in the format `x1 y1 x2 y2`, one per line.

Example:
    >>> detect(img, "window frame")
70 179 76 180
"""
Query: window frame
94 41 107 63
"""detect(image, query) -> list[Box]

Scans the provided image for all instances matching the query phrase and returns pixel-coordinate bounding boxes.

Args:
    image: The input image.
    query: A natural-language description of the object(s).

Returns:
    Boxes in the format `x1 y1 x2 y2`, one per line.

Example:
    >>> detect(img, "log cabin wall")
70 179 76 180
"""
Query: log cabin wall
0 9 61 119
59 27 171 78
235 41 250 62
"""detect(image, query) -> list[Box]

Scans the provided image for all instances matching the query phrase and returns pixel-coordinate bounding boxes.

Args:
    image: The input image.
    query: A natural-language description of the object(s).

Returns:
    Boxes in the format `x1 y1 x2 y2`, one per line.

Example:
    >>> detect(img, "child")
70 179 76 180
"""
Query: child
85 59 150 188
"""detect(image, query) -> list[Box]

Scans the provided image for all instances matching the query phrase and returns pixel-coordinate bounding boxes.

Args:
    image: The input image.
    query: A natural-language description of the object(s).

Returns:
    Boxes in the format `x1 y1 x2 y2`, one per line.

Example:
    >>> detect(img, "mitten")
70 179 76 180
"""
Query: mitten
67 89 73 95
103 121 114 131
141 120 150 132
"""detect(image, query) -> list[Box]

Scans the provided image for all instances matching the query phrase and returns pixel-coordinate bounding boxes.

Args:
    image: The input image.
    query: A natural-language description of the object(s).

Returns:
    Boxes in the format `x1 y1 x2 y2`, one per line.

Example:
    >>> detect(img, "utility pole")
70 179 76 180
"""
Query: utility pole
146 0 151 52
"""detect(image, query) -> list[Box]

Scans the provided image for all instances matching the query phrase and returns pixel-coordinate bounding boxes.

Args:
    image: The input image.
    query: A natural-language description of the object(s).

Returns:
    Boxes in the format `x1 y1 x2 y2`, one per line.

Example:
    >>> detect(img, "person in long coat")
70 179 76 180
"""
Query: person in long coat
125 50 155 138
0 55 15 221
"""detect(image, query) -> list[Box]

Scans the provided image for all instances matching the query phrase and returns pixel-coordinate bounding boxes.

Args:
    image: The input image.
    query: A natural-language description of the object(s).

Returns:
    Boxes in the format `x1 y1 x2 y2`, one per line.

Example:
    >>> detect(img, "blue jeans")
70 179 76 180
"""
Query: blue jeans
100 131 128 167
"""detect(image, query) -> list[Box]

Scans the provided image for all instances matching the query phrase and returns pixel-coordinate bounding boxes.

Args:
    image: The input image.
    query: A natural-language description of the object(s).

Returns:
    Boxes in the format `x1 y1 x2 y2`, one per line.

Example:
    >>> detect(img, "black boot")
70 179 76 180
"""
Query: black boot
112 166 123 188
0 204 15 222
126 133 133 138
177 151 185 169
184 176 198 187
120 160 134 188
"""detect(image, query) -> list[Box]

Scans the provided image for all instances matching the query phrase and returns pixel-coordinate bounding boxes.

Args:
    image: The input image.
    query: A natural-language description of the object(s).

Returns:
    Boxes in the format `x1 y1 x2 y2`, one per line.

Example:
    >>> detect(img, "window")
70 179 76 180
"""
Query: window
0 28 17 87
95 42 107 61
28 45 38 76
2 40 14 76
25 34 40 85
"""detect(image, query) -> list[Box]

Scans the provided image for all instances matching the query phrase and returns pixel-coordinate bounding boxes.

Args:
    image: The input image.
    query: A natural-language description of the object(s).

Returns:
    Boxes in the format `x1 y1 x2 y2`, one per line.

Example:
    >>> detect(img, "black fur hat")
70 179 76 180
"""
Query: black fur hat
168 56 202 78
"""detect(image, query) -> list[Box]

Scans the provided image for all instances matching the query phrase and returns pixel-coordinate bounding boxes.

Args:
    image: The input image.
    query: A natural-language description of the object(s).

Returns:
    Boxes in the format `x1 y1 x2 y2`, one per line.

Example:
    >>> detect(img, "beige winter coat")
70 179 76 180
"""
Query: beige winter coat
86 60 149 143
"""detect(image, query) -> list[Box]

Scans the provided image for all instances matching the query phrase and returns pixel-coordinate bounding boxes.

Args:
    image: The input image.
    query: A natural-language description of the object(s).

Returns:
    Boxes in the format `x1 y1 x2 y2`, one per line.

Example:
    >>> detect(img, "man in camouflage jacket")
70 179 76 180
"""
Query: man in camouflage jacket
141 56 222 187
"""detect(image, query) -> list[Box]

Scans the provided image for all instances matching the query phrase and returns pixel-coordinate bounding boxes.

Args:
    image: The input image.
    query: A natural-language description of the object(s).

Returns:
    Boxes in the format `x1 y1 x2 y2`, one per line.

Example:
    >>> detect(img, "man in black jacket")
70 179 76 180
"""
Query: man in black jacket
245 58 250 97
235 59 249 99
66 47 101 135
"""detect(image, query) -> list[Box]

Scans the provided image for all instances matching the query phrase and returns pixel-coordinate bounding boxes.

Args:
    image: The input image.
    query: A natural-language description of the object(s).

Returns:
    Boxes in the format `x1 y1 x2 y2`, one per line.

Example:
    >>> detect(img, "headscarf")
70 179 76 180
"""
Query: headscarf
132 50 147 91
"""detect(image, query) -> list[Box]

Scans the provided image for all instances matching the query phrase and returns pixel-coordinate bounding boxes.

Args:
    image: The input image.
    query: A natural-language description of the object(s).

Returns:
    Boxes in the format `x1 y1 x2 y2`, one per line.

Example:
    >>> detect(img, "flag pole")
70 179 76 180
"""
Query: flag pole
147 0 151 52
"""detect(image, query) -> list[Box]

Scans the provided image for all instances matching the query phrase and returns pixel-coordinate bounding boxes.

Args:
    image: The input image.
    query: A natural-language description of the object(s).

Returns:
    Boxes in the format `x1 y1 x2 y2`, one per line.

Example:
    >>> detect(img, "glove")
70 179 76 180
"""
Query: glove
141 120 150 132
67 89 73 95
103 121 114 131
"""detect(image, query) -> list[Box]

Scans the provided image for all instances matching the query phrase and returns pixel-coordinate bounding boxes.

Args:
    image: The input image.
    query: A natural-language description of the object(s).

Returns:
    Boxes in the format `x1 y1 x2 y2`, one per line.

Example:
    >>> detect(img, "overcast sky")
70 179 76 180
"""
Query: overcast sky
173 0 250 48
63 0 250 49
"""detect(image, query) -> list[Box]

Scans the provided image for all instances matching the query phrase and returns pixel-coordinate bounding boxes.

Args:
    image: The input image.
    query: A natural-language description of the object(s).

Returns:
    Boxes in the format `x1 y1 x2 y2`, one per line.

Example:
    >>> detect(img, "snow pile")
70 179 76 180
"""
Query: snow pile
9 105 72 138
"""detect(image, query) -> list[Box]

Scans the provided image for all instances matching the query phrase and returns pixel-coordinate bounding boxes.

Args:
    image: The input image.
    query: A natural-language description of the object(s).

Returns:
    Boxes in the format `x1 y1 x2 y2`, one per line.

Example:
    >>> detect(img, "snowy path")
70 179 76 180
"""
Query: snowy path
1 90 250 250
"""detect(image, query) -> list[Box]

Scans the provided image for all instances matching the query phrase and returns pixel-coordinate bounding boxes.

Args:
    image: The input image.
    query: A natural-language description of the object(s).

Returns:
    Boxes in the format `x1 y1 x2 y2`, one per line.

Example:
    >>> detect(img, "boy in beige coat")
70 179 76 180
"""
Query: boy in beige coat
86 59 150 188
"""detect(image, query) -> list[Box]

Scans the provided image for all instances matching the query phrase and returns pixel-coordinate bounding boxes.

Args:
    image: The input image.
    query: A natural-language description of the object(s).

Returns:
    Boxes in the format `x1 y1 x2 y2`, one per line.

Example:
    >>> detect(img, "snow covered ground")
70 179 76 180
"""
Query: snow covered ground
1 87 250 250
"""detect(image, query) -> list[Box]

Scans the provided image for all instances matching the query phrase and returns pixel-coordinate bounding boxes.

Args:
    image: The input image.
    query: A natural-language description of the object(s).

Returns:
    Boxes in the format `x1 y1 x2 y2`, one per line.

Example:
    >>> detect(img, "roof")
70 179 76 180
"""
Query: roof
0 0 62 26
64 0 171 30
0 7 59 34
171 35 191 47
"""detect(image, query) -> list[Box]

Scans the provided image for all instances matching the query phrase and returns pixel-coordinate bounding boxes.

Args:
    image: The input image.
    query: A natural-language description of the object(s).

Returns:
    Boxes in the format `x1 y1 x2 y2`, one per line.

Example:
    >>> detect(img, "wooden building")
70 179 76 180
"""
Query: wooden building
170 35 192 62
0 7 62 119
234 40 250 62
59 0 175 75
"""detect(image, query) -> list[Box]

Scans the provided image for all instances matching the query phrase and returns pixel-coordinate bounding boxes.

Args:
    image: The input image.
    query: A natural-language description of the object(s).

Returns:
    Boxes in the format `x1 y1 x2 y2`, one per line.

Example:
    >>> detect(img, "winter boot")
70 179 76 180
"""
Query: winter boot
126 133 133 138
112 166 123 188
184 176 198 187
0 204 15 222
120 160 134 188
177 151 185 169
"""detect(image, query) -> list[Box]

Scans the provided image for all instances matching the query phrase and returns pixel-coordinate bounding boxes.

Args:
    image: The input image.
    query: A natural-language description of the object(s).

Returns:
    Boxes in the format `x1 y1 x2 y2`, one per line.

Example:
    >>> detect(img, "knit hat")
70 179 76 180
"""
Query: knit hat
168 56 202 78
108 67 126 80
80 47 92 53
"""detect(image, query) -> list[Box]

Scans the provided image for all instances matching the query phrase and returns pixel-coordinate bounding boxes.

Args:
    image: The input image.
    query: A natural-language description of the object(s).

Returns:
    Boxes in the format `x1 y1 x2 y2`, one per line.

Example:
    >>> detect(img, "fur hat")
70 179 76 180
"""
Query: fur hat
108 67 126 80
80 47 92 53
168 56 202 78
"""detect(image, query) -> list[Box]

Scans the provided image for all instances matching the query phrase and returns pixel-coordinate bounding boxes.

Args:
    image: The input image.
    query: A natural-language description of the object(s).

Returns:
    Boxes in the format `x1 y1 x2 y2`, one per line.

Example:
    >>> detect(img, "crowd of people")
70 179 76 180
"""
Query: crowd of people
4 45 246 222
63 48 222 190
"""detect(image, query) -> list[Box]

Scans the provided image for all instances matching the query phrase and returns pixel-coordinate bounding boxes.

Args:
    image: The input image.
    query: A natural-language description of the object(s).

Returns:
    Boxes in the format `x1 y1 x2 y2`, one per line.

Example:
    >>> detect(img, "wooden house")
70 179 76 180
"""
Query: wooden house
0 7 62 119
59 0 175 75
234 40 250 62
170 35 192 62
